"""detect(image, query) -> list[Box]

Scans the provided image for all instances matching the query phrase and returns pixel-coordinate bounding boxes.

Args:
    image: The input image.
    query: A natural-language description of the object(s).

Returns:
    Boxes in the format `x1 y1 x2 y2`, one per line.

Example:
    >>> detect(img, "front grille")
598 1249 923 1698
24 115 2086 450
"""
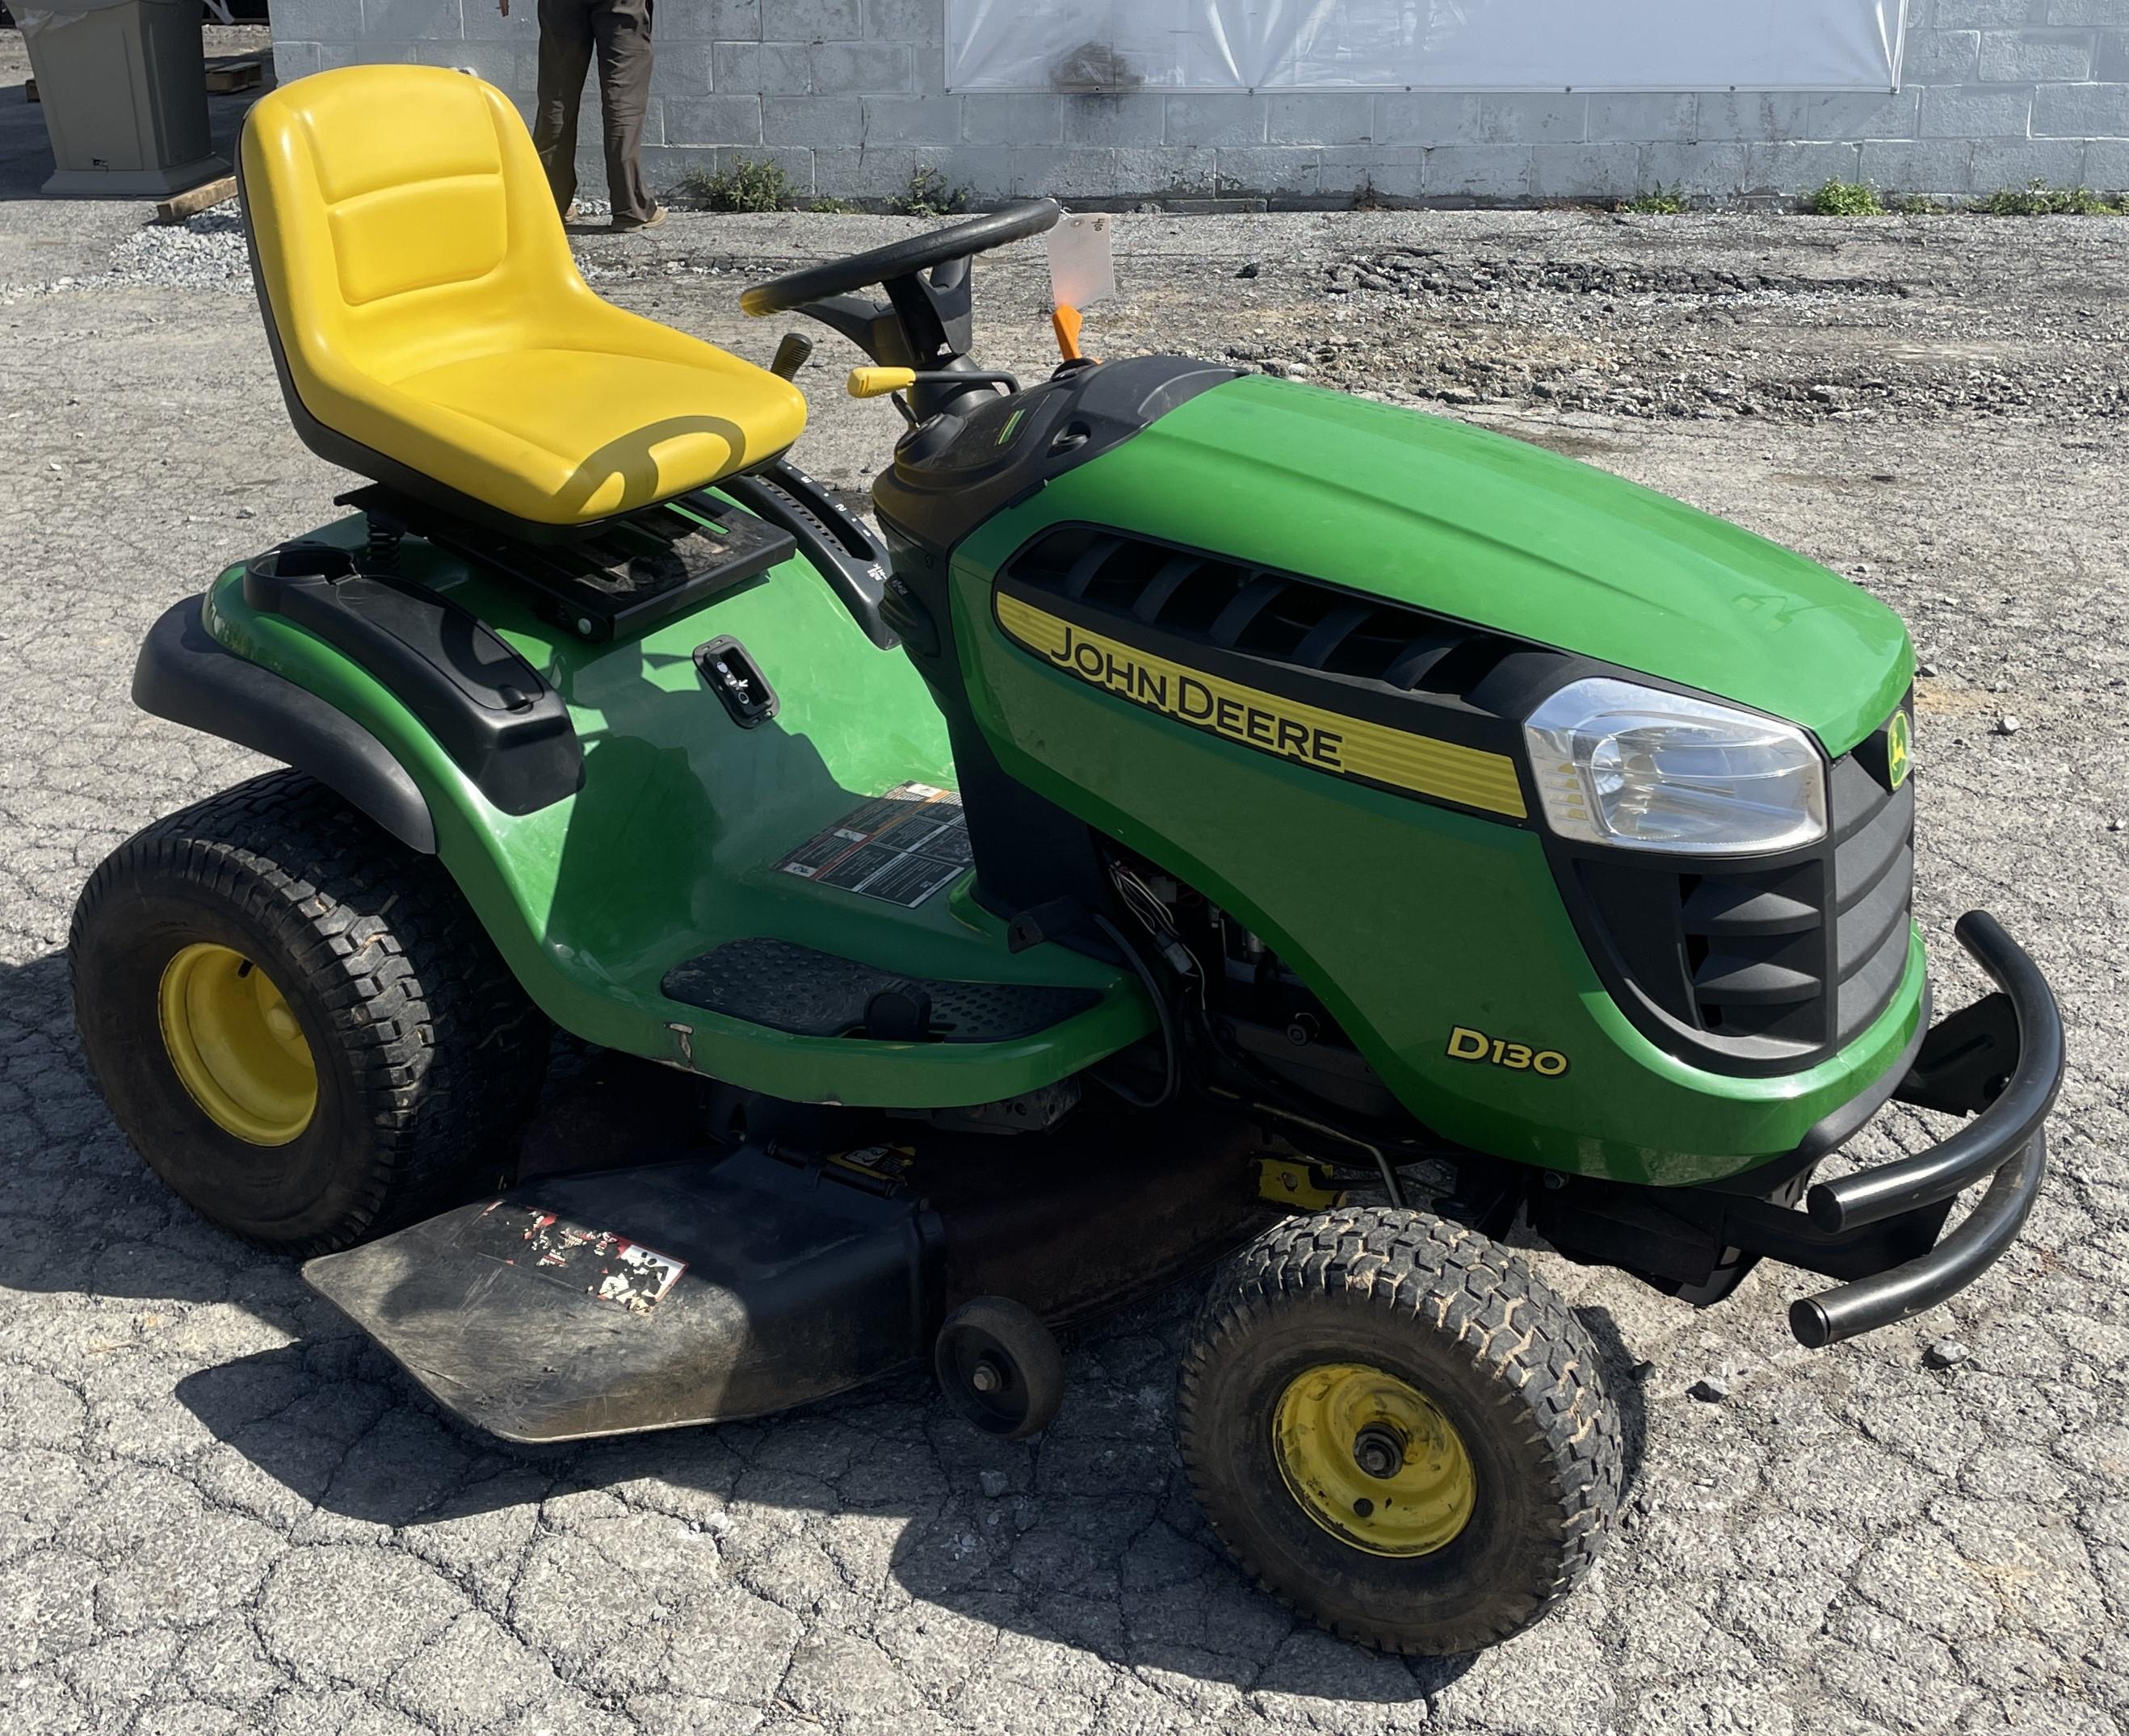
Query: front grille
998 525 1530 701
1561 703 1915 1073
1830 750 1918 1042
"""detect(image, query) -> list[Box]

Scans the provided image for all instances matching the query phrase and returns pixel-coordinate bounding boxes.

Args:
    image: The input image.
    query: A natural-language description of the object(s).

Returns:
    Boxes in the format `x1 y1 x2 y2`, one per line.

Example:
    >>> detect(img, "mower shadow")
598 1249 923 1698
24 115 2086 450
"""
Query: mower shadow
0 950 1635 1702
1574 1302 1650 1501
170 1321 1493 1700
166 1237 1641 1702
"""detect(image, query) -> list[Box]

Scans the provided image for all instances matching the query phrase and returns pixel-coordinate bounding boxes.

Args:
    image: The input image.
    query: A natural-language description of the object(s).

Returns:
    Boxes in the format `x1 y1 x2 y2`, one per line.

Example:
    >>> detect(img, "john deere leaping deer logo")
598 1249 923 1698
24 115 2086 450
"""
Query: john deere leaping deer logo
1886 709 1912 790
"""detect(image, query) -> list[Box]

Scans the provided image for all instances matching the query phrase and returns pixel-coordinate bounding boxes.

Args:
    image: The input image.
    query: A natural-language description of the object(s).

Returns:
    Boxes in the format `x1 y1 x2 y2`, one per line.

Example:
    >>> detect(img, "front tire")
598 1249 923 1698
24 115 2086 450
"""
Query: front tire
1178 1206 1622 1654
70 771 548 1254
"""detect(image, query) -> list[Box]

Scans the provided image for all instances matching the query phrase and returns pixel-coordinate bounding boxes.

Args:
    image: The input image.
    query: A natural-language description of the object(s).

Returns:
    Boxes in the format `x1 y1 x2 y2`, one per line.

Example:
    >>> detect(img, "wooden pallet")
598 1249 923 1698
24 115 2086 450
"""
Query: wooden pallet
204 58 262 94
155 174 238 224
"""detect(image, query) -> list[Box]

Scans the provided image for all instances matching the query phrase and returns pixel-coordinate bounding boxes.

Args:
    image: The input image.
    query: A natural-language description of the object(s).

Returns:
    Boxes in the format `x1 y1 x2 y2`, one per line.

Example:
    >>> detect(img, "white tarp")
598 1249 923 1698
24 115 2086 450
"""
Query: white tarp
946 1 1906 94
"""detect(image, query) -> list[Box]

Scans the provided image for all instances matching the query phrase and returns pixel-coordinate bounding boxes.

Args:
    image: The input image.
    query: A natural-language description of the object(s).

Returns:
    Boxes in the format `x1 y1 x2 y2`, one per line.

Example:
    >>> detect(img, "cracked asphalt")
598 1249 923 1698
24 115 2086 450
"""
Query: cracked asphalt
3 65 2127 1736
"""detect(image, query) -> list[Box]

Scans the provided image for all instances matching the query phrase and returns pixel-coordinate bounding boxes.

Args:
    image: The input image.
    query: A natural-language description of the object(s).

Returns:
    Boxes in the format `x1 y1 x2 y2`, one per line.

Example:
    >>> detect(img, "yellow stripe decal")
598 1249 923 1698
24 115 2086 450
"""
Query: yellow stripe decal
996 593 1527 820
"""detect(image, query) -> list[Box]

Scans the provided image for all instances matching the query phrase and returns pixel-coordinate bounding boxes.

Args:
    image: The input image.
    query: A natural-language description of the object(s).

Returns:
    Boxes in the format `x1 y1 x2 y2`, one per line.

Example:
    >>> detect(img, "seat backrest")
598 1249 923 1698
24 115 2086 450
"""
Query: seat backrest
241 65 589 399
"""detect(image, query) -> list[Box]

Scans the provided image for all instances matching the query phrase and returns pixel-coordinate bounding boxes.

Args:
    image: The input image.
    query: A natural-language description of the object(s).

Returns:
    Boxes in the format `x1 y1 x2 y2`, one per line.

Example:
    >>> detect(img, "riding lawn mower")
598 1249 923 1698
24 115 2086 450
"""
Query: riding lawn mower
70 65 2063 1654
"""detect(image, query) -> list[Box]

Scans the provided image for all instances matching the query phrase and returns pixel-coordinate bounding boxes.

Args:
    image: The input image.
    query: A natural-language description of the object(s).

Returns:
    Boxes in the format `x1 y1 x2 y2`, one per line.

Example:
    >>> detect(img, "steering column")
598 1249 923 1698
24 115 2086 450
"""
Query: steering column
740 199 1061 422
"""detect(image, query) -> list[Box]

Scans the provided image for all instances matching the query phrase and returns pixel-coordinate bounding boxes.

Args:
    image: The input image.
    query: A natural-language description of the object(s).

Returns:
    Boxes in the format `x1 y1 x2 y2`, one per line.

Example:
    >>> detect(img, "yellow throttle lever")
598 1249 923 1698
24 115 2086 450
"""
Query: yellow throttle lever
846 367 917 399
845 364 1023 403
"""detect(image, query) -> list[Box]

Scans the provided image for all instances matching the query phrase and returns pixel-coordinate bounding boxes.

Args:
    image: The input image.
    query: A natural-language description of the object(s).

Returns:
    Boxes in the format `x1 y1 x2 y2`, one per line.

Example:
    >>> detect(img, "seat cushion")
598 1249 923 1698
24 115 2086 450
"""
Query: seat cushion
387 342 806 526
241 66 808 529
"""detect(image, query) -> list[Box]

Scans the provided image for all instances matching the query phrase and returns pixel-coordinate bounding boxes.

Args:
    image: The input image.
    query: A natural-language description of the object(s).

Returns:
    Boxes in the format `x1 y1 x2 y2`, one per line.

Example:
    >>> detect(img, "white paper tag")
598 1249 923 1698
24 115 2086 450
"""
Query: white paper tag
1046 212 1116 311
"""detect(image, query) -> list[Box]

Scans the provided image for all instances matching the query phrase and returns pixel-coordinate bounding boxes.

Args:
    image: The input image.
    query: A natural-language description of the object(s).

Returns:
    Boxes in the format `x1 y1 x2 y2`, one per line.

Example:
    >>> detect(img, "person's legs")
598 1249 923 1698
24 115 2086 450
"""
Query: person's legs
592 0 657 227
532 0 598 216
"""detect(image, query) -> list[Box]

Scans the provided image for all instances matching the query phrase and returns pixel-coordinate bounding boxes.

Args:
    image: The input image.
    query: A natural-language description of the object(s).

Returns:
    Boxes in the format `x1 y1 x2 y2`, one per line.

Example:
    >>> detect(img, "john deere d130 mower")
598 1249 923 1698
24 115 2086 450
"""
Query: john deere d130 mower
73 65 2063 1654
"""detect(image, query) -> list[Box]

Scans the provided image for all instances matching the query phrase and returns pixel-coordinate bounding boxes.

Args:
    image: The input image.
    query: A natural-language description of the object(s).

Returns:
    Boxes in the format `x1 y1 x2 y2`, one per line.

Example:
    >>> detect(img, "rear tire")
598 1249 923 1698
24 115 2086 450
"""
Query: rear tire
1178 1206 1621 1654
70 770 548 1254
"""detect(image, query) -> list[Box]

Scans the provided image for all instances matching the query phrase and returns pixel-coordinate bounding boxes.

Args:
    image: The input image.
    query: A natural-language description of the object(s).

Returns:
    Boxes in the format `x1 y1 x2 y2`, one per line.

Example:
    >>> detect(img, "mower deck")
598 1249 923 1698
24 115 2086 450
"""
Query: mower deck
304 1099 1274 1443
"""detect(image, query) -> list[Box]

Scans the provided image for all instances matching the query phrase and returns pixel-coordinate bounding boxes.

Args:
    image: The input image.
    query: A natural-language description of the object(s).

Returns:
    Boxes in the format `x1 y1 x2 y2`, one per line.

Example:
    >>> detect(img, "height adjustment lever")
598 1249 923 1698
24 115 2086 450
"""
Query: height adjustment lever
770 333 815 380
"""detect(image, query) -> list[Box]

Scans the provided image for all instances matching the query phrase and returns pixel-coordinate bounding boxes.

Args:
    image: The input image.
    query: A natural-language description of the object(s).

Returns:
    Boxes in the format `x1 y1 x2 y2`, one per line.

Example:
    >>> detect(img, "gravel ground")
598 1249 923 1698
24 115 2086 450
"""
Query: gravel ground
1 200 2125 1736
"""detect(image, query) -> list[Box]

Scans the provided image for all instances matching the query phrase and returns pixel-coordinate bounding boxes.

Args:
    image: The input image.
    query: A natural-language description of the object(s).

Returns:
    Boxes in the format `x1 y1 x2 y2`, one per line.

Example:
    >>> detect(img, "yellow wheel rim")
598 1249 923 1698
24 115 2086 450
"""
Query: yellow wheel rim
1272 1362 1477 1558
157 943 317 1146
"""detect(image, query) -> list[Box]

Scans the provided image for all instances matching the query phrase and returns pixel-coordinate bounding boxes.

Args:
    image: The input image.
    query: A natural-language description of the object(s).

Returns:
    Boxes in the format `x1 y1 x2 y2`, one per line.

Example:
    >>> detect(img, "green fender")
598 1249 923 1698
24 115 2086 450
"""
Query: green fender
195 518 1151 1109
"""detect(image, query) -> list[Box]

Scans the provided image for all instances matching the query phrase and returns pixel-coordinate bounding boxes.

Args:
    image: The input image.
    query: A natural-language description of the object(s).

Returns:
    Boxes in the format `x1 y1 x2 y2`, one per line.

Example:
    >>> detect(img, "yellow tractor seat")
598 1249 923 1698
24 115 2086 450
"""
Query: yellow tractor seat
238 65 805 537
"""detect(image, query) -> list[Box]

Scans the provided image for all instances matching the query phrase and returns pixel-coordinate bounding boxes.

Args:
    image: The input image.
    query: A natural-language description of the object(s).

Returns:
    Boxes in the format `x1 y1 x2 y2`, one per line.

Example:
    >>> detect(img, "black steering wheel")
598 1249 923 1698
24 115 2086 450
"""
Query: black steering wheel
740 199 1060 317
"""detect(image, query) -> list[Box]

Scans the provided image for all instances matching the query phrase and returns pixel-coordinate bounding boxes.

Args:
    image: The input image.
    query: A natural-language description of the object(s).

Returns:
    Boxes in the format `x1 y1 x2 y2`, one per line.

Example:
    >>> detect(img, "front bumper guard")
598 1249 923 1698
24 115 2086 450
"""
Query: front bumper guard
1702 910 2062 1347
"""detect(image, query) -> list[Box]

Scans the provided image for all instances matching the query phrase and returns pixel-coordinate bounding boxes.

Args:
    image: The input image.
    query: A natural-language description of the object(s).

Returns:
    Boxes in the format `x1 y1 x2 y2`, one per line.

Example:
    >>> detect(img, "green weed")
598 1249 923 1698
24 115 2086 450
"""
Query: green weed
1972 180 2126 215
1802 179 1885 216
888 166 970 218
1623 187 1686 215
673 157 792 213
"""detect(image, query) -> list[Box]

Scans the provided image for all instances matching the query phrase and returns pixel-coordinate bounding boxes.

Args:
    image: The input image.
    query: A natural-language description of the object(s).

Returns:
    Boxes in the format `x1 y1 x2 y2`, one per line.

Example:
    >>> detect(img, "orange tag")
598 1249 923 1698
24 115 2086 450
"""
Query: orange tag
1052 303 1084 363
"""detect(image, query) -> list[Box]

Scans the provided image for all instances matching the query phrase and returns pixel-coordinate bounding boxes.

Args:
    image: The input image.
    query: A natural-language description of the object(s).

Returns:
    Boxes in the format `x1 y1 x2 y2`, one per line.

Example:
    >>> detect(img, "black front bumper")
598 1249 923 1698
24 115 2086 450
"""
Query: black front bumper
1533 911 2061 1347
1716 910 2060 1347
1785 911 2060 1346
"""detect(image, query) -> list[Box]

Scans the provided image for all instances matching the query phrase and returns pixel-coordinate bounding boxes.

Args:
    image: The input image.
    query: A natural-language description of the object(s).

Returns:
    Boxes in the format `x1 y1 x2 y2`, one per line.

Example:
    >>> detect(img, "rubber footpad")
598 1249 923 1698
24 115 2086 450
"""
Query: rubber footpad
661 938 1100 1042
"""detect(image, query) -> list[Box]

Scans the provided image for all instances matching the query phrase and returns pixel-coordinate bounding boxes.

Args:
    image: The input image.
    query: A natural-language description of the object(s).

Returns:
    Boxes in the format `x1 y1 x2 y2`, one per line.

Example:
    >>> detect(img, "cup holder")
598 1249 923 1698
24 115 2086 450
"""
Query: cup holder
242 541 360 611
250 541 359 582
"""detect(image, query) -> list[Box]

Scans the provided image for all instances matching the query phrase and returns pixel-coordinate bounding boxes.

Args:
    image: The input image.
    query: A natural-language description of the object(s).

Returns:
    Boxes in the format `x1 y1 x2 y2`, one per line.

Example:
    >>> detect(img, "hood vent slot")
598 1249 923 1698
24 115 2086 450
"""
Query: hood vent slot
1680 861 1827 1043
1002 525 1527 704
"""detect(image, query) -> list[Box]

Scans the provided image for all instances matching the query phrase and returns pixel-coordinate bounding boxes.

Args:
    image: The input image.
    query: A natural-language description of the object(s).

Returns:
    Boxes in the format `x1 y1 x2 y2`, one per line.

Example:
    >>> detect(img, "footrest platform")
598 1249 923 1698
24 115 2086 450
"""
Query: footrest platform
661 937 1101 1042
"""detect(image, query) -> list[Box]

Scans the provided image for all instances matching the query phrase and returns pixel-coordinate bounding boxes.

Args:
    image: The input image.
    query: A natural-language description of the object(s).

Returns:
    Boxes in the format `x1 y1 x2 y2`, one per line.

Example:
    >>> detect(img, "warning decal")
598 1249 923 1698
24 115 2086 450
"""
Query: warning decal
775 782 971 908
458 1203 688 1315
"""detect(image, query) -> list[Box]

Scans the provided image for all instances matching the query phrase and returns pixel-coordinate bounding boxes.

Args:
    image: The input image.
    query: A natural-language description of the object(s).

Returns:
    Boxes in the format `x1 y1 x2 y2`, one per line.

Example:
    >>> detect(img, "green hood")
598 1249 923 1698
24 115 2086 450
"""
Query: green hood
1009 374 1912 756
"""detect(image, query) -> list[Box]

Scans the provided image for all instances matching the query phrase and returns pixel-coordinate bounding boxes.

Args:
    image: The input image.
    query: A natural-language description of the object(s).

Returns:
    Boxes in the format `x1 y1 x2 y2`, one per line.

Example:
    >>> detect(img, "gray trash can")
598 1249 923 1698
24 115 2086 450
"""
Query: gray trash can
19 0 229 197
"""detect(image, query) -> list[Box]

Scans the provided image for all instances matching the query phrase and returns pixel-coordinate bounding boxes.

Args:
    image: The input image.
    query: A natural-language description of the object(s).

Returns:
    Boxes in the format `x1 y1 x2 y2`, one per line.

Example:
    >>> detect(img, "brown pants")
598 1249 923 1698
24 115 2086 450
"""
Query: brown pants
532 0 655 224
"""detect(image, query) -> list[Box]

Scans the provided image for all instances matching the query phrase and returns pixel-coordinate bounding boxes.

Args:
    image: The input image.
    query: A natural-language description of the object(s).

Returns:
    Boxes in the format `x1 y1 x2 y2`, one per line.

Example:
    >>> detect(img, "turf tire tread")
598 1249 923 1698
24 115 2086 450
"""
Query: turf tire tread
70 769 548 1254
1177 1205 1623 1654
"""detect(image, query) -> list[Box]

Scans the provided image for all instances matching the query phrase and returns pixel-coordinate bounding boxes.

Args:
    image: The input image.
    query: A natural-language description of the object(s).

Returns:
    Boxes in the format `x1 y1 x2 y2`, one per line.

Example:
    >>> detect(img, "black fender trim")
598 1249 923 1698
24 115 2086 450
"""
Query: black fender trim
241 543 582 816
132 596 439 854
718 459 899 650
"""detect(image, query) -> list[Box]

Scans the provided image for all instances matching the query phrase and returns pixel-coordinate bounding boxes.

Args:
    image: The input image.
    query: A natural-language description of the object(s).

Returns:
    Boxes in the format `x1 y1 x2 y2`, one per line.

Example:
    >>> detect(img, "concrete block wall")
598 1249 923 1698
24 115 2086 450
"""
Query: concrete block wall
268 0 2129 204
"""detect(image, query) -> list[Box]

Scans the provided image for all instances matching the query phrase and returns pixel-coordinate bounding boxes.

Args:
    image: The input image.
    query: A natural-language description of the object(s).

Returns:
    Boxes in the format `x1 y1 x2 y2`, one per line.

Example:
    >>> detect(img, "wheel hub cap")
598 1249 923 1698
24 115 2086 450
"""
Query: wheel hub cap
1352 1424 1406 1480
157 943 317 1145
1272 1362 1476 1558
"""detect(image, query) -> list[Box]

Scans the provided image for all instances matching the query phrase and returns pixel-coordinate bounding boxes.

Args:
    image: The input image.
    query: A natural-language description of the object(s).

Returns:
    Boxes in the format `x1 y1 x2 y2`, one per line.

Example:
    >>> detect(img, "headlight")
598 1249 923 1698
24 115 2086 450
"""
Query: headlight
1522 677 1826 855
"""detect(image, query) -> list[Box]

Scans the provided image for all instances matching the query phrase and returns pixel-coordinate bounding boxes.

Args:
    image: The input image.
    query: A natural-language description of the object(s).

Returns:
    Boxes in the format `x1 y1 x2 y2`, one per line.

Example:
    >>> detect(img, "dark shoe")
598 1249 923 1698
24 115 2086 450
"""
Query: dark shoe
611 204 666 233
